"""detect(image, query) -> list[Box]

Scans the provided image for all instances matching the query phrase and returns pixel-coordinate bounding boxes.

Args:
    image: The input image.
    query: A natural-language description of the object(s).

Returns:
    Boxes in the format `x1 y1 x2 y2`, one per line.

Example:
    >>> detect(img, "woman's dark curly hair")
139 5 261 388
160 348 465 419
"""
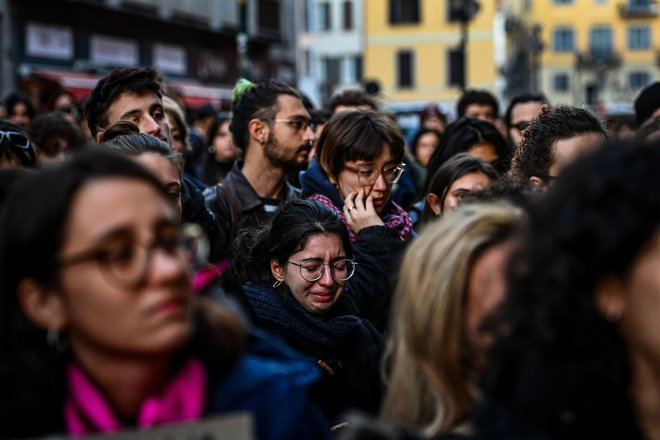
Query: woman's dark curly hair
479 140 660 439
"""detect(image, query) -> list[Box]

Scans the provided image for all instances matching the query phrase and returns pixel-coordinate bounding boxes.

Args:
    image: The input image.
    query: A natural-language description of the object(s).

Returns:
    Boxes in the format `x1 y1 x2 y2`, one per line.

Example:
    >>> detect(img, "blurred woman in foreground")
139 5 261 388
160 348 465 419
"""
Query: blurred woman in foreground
382 203 523 438
0 151 327 439
475 141 660 440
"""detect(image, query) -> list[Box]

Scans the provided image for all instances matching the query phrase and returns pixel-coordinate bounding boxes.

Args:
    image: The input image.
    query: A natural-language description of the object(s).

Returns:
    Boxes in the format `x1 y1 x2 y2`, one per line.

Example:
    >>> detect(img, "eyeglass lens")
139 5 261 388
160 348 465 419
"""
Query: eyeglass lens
356 165 405 185
295 259 356 282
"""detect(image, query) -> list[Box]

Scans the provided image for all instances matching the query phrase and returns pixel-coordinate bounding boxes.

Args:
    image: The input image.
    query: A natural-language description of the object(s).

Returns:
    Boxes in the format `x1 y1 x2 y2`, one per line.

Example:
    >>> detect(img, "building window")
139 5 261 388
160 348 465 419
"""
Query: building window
347 55 363 82
396 50 414 88
258 0 280 33
303 0 310 32
303 50 311 75
627 25 651 50
589 26 613 57
343 1 354 30
552 27 575 52
389 0 420 25
318 2 332 31
553 73 570 92
628 71 651 90
354 55 363 82
322 57 342 85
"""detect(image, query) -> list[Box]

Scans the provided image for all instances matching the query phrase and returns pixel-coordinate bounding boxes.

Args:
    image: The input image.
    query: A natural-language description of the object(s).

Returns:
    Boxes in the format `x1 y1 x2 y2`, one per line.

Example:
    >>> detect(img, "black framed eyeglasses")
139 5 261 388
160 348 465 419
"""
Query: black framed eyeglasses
343 162 406 186
269 117 315 133
287 259 356 283
0 131 31 149
57 223 206 289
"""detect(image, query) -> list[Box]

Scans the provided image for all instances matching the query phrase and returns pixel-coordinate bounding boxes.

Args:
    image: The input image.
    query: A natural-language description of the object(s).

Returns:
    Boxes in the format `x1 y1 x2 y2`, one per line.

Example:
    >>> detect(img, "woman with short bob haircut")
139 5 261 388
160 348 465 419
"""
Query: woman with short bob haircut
382 202 523 437
420 153 498 225
0 150 328 439
302 109 412 243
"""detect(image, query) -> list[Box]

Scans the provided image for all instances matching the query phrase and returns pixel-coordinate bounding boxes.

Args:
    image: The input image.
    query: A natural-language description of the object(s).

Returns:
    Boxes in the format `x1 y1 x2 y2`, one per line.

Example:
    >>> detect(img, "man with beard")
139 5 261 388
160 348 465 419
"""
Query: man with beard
204 79 315 254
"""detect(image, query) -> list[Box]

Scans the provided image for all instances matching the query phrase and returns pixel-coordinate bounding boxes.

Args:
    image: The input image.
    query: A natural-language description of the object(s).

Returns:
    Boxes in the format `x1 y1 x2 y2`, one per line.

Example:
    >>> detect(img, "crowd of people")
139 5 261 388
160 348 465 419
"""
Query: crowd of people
0 67 659 440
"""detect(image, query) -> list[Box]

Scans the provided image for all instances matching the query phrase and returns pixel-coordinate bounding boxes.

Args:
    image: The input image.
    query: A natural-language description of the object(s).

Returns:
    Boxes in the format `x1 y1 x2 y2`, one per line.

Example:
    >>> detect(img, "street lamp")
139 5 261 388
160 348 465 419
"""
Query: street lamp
448 0 480 91
237 0 249 79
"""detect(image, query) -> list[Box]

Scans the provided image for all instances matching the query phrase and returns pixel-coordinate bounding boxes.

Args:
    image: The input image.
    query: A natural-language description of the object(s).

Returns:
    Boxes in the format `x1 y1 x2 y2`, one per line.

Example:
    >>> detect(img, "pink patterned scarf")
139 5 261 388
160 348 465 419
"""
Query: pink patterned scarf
309 193 413 242
64 358 207 435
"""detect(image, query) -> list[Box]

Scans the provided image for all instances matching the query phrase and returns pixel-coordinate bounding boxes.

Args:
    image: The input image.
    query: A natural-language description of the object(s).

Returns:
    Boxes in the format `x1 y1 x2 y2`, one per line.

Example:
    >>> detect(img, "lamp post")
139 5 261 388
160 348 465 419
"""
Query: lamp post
237 0 249 79
448 0 480 91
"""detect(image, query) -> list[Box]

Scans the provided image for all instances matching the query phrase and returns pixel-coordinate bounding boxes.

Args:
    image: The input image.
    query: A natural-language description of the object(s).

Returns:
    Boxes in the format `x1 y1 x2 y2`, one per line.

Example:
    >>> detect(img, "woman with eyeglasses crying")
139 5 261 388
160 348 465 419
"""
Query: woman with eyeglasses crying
0 151 329 439
300 109 412 332
230 199 384 425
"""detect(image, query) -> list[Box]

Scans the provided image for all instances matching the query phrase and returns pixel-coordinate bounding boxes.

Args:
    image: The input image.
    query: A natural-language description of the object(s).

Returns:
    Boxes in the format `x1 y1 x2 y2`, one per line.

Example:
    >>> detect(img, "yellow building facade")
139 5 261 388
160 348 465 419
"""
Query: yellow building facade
509 0 659 109
366 0 658 113
364 0 502 114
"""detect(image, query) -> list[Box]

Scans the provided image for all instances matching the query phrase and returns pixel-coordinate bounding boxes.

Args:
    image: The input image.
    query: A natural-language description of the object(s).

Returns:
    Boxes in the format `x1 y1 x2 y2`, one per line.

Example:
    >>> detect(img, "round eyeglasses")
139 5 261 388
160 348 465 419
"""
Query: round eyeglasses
57 223 207 289
287 259 357 283
343 163 406 186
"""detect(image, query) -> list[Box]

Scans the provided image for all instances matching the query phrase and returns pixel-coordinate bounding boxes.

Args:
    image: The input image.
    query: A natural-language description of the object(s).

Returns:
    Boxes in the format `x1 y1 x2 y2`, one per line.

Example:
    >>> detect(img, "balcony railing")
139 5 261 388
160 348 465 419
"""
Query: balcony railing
619 1 658 18
575 50 622 69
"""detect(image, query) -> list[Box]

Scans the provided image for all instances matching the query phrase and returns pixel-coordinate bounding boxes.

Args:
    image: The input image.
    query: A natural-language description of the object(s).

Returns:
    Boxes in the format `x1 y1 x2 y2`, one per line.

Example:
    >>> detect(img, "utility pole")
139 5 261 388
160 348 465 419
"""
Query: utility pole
237 0 249 79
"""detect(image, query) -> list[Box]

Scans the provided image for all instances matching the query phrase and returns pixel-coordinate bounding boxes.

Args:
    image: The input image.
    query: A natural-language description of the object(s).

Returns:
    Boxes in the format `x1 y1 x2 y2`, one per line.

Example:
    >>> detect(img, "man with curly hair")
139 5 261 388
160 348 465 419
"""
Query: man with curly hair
508 105 606 188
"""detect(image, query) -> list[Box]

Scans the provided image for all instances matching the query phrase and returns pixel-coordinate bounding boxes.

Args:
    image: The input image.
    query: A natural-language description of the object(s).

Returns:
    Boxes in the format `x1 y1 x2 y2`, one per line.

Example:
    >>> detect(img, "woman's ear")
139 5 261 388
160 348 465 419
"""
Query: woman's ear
595 276 626 323
270 259 285 283
426 192 442 216
17 278 67 331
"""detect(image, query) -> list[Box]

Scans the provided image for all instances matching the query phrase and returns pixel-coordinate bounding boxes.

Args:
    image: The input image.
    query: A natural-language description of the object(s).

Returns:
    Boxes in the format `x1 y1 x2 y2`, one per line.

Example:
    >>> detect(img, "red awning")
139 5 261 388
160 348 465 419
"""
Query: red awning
32 68 101 101
165 79 233 110
32 68 233 110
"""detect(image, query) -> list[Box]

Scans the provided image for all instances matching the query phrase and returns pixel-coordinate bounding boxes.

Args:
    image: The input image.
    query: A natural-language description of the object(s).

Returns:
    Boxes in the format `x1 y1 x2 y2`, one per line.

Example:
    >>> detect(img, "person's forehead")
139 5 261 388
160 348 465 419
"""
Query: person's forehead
466 103 495 114
275 94 308 116
109 91 161 114
511 101 543 122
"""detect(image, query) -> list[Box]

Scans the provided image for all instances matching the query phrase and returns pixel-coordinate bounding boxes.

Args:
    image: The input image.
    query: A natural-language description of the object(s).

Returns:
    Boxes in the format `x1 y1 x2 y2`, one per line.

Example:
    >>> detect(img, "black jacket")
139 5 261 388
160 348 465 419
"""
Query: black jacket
203 162 300 251
240 282 384 423
181 175 227 263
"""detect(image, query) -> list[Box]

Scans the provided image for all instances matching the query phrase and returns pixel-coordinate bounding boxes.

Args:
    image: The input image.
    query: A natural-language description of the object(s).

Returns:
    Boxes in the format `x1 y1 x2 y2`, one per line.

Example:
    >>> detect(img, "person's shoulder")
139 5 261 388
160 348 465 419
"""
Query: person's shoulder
209 329 319 405
208 329 329 439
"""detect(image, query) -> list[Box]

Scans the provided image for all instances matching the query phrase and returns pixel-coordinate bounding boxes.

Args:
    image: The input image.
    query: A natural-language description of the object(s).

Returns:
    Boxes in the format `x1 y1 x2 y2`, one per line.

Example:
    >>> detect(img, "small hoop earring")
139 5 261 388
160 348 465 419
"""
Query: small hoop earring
47 328 68 353
273 280 282 288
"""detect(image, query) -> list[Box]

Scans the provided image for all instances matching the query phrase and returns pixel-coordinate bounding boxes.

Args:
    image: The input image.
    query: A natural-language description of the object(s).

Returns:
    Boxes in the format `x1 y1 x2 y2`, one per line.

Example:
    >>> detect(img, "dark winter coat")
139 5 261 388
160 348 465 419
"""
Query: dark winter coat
240 282 384 422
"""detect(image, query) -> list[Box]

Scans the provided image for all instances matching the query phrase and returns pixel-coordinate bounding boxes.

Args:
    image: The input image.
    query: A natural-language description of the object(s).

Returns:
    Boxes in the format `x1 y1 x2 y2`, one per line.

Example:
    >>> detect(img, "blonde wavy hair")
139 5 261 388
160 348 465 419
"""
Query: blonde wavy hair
381 202 524 437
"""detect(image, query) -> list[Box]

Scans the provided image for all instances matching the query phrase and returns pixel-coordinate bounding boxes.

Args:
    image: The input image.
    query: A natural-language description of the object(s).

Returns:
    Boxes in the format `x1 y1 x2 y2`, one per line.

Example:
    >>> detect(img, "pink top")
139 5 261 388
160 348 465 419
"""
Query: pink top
64 358 207 435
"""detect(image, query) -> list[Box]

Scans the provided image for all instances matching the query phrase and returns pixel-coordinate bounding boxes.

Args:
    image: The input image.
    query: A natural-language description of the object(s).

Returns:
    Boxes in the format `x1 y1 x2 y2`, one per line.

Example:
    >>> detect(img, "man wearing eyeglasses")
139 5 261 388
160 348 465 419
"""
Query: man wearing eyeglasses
204 79 315 253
